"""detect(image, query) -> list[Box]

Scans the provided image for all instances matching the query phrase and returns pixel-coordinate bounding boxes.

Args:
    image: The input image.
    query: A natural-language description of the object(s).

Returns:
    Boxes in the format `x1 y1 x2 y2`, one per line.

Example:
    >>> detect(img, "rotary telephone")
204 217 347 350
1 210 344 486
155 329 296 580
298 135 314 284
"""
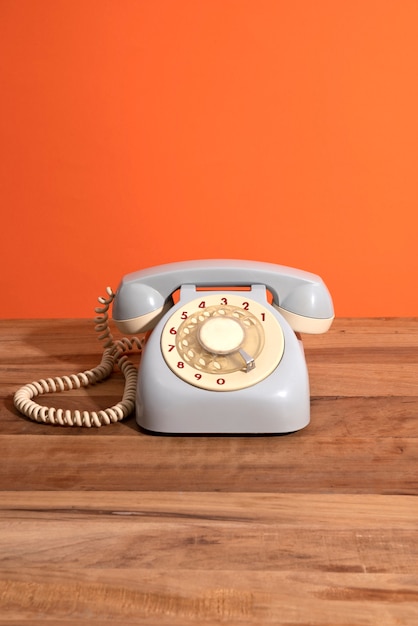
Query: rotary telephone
14 260 334 434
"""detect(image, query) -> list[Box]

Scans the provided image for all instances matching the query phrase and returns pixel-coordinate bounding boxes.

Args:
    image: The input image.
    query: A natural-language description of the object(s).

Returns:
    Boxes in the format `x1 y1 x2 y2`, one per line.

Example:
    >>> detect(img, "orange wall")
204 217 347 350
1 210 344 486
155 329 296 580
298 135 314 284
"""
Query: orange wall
1 0 417 318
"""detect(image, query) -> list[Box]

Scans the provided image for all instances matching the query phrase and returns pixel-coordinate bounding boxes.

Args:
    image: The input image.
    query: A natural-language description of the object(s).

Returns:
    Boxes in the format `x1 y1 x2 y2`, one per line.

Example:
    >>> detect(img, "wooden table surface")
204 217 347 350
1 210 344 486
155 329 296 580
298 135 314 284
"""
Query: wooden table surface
1 318 418 624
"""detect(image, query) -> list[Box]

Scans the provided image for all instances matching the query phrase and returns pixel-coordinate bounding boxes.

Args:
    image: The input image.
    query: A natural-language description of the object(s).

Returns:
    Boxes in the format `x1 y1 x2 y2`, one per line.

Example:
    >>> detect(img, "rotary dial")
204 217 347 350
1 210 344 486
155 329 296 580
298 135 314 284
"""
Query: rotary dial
161 293 284 391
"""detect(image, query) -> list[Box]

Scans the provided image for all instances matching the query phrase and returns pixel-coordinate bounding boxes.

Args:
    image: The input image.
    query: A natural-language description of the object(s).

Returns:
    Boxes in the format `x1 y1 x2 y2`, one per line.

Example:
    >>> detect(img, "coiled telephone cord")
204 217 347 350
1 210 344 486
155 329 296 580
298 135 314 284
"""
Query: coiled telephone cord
13 288 144 427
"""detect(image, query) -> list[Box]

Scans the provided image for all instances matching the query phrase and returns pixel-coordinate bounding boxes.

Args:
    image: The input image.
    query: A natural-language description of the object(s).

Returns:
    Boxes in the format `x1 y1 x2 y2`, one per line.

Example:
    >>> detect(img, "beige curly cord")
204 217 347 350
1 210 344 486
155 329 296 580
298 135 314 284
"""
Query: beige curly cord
13 288 144 427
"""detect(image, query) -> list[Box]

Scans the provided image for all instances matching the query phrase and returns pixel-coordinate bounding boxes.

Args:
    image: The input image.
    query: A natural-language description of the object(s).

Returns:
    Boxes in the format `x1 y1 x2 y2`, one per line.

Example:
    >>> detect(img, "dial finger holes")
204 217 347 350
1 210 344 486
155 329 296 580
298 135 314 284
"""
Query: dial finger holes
172 303 265 376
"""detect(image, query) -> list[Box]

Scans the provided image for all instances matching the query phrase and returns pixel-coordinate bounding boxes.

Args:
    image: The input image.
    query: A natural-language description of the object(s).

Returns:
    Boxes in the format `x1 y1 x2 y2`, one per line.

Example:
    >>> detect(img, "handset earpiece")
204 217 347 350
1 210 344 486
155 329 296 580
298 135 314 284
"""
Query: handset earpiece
113 282 169 334
272 281 334 334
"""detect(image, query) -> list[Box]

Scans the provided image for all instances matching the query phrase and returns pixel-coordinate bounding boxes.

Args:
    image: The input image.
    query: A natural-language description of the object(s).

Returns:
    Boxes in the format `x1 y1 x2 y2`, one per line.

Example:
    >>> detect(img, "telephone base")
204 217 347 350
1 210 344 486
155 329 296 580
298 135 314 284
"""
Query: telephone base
135 396 310 435
137 426 302 437
135 334 310 435
134 284 313 435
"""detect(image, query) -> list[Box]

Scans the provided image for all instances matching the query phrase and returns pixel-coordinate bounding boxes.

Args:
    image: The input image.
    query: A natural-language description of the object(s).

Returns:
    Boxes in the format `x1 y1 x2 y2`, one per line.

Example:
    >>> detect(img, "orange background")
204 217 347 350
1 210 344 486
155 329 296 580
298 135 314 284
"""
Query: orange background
1 0 417 318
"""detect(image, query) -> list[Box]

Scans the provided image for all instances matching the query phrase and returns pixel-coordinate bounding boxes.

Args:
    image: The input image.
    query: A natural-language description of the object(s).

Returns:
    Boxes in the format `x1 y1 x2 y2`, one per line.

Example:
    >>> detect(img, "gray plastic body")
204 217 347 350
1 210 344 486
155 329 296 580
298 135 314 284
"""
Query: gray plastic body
135 285 310 434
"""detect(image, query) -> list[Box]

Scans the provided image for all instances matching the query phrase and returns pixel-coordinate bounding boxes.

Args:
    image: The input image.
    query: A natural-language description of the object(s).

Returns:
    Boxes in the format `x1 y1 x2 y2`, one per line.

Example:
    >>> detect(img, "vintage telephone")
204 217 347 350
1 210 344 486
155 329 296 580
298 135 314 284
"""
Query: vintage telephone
14 260 334 434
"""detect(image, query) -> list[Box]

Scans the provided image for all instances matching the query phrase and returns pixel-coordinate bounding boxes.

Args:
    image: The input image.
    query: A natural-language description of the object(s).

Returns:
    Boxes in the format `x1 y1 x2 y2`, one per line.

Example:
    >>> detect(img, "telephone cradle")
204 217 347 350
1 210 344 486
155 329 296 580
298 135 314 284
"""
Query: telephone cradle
14 260 334 434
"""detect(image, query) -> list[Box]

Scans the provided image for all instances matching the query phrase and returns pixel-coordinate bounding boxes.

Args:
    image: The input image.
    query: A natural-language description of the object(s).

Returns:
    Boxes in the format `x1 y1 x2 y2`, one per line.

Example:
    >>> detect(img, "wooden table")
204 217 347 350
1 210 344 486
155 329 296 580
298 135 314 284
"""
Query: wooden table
1 318 418 624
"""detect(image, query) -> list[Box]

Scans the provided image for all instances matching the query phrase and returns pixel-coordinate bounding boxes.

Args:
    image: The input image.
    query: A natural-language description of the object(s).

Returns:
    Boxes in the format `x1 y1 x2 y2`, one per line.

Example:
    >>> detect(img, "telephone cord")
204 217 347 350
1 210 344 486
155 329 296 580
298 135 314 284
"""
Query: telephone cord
13 288 144 427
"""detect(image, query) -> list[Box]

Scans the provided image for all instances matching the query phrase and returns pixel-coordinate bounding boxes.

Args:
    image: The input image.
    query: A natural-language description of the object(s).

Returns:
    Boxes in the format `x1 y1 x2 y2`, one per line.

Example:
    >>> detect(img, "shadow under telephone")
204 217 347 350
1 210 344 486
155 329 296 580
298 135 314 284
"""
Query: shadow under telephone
14 260 334 434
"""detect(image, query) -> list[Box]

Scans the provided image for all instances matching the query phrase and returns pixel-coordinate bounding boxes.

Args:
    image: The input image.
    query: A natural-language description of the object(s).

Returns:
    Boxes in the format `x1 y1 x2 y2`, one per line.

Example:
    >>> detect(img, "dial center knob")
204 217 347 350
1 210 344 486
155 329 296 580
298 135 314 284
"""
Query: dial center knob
198 316 245 355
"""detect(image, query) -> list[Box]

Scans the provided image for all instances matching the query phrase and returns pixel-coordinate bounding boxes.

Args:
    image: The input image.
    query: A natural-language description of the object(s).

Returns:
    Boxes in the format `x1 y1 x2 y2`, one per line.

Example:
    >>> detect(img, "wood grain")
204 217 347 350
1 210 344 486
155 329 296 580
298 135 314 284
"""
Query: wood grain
1 492 418 624
1 318 418 624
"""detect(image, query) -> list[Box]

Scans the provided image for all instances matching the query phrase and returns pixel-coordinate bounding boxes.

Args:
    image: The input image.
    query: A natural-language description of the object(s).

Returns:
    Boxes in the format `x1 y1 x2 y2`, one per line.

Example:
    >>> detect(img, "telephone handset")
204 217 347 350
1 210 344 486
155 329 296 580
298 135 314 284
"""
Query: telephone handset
14 260 334 433
112 259 334 433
